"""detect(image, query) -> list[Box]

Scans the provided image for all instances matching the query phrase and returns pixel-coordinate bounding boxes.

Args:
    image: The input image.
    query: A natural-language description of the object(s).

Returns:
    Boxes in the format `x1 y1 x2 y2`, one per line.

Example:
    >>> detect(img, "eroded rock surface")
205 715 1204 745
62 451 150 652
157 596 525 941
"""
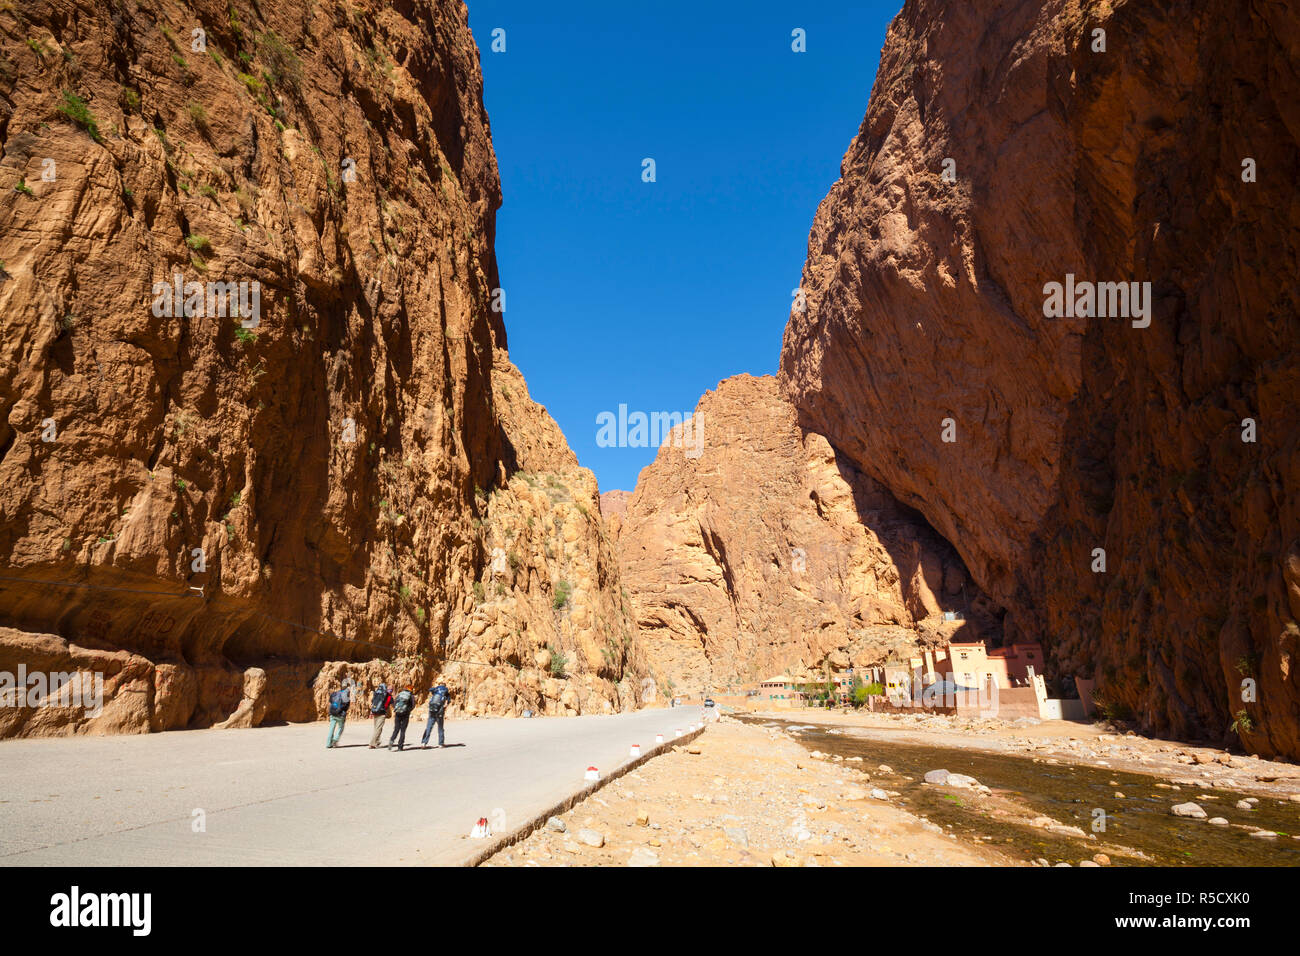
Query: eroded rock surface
779 0 1300 755
0 0 642 734
614 375 999 694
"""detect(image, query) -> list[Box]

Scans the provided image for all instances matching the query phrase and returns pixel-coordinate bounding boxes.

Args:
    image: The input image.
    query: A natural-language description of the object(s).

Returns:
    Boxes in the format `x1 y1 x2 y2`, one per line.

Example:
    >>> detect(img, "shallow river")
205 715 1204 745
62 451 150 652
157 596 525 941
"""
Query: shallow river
743 717 1300 867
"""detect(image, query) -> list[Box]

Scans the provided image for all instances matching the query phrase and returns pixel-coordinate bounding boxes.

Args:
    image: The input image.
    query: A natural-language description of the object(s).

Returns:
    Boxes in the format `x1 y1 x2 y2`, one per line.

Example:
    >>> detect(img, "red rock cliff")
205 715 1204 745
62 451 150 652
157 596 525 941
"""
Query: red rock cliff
780 0 1300 755
0 0 643 733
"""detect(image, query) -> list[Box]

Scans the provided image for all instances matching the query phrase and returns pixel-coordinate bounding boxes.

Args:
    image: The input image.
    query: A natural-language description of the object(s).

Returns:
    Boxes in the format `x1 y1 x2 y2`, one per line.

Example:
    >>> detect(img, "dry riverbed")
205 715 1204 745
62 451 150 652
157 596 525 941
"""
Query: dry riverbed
480 718 1014 866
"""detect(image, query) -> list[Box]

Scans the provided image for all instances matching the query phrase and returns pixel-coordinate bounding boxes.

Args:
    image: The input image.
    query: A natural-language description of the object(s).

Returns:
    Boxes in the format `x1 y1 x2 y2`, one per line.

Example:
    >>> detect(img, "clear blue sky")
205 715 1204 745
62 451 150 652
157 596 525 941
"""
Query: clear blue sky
467 1 899 492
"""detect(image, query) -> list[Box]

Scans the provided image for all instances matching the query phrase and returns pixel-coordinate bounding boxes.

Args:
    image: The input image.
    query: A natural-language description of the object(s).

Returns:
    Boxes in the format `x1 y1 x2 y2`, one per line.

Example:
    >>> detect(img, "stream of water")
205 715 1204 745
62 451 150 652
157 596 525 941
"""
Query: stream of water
744 717 1300 867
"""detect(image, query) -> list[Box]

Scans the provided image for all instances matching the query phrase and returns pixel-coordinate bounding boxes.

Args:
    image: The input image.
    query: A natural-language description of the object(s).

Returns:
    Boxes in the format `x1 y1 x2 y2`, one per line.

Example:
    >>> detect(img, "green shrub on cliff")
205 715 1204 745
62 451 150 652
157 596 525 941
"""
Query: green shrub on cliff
57 90 102 143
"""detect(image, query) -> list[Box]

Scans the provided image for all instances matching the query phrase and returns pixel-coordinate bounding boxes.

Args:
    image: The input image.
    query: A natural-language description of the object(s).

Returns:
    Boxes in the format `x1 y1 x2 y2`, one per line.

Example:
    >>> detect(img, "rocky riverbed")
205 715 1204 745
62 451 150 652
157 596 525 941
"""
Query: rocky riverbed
481 719 1014 866
480 709 1300 867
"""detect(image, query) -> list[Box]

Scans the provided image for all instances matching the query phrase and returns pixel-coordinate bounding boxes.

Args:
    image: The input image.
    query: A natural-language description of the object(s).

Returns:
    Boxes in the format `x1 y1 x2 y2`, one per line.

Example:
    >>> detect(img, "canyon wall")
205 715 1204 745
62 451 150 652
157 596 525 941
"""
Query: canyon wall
779 0 1300 755
613 375 1001 695
0 0 643 735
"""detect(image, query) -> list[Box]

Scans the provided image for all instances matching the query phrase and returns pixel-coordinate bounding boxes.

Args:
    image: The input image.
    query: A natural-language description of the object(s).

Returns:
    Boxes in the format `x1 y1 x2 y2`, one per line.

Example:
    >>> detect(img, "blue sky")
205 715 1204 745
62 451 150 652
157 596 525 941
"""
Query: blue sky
467 1 899 492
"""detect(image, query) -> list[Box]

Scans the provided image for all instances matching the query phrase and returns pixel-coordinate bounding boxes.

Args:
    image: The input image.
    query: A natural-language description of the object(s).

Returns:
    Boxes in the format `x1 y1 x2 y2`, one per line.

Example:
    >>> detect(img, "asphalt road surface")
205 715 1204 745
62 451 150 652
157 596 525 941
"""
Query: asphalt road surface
0 707 705 865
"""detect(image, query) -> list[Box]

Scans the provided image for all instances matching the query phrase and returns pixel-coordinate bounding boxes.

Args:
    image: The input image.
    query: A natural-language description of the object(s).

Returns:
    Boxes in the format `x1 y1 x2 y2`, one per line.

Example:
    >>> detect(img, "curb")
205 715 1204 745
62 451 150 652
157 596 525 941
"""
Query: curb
461 724 708 867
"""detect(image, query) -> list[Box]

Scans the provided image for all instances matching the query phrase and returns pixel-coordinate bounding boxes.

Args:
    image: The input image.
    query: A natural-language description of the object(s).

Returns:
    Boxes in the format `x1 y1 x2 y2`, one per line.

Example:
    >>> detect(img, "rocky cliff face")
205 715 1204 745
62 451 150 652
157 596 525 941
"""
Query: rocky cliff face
780 0 1300 756
614 375 1000 695
0 0 643 735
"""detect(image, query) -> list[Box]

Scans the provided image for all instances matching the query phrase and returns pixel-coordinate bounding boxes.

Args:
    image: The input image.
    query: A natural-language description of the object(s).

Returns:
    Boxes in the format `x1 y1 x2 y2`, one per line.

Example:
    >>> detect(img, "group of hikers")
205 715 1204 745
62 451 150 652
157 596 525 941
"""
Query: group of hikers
324 680 452 751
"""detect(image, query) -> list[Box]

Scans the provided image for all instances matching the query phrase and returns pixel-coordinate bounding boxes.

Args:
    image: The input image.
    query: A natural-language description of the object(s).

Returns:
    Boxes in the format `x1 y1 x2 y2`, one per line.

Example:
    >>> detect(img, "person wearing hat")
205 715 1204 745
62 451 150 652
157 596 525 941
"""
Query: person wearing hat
368 682 393 749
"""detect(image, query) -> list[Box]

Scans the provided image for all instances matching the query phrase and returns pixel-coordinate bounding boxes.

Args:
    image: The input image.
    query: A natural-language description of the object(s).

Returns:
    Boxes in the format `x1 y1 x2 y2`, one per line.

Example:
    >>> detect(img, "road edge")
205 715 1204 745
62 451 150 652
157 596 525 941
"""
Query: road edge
461 723 708 866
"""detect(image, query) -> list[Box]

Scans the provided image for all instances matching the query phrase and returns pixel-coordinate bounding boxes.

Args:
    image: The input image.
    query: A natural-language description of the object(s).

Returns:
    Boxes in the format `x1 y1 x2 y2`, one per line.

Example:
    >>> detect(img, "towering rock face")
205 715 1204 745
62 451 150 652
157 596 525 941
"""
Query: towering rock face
780 0 1300 755
614 375 1000 695
598 489 631 538
0 0 642 735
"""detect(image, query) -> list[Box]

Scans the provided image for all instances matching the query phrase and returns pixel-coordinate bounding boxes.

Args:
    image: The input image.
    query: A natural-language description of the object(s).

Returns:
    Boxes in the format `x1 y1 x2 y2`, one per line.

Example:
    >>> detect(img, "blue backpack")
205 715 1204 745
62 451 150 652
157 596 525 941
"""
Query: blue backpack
429 684 449 715
328 690 348 717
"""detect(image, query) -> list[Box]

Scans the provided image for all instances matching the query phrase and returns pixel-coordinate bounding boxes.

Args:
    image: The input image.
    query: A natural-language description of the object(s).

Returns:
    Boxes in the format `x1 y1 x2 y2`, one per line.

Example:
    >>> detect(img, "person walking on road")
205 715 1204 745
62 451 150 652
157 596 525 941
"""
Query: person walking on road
422 683 451 748
369 682 393 749
388 685 415 751
326 680 351 748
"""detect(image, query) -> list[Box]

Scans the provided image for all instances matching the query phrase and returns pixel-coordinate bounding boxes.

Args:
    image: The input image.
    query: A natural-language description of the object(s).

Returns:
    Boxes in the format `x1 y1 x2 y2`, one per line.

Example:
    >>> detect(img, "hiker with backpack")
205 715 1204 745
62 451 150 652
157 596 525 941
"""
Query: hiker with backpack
422 683 450 748
369 682 393 749
326 680 352 749
388 685 415 750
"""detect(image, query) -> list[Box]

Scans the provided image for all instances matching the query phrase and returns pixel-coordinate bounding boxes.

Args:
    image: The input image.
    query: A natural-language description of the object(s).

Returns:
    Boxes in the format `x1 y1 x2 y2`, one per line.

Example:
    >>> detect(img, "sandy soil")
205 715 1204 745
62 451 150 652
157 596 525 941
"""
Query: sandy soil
480 719 1015 867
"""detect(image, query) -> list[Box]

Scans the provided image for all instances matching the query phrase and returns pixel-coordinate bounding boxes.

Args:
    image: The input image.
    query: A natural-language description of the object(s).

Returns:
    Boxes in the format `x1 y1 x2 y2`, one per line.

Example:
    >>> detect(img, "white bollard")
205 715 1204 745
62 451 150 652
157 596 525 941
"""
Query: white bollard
630 744 641 758
655 733 664 745
585 765 600 782
674 728 683 738
470 817 491 839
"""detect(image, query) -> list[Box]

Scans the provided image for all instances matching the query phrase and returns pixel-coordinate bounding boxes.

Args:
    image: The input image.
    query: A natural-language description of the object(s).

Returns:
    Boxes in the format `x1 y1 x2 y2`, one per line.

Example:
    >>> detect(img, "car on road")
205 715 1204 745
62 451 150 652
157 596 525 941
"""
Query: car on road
704 698 715 708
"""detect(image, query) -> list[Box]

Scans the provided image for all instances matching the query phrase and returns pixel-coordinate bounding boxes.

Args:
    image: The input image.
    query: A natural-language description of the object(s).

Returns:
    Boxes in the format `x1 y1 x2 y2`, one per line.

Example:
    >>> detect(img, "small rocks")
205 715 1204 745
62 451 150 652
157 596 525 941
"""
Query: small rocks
724 827 749 848
869 788 891 800
1046 823 1088 838
923 769 951 785
1171 802 1207 818
1207 817 1229 826
635 810 650 827
546 816 567 833
577 828 605 848
628 847 660 867
1235 799 1253 810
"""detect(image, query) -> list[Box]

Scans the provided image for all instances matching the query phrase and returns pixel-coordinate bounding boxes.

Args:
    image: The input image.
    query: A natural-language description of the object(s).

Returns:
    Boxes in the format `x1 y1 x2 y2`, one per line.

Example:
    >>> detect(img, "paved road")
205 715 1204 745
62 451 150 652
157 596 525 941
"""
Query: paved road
0 707 705 865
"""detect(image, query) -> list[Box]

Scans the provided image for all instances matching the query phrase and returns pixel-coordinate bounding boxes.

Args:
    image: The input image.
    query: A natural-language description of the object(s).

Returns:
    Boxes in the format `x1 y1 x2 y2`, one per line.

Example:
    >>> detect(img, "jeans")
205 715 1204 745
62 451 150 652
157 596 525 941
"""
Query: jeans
369 714 387 747
326 715 346 748
389 712 410 749
422 710 445 747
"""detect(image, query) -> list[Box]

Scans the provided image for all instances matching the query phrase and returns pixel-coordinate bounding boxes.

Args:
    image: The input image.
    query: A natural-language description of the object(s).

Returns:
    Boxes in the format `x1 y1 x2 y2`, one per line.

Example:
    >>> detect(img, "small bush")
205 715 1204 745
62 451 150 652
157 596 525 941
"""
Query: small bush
258 30 302 90
57 90 102 143
552 579 572 609
1230 709 1254 735
548 646 569 678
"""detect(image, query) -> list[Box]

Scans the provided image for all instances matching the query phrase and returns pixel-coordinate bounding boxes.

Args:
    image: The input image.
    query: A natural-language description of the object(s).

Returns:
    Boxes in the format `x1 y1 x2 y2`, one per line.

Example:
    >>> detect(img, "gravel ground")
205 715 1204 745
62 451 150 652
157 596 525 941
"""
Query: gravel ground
482 718 1013 866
